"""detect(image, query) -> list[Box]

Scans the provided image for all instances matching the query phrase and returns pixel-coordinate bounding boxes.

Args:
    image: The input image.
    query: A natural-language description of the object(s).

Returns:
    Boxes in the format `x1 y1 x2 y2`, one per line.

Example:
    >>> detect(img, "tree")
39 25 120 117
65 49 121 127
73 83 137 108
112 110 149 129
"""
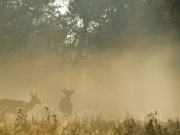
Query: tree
0 0 56 55
59 0 131 65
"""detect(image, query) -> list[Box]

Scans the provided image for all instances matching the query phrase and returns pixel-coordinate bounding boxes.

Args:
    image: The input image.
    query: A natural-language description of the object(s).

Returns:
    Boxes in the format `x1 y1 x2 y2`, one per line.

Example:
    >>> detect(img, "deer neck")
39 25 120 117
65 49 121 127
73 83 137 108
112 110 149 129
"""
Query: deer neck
65 96 71 101
24 99 36 110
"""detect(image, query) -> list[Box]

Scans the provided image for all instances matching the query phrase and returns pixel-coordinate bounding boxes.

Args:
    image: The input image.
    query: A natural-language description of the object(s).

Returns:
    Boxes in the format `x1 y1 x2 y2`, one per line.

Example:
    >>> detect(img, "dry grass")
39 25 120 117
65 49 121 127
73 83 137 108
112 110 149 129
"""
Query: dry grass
0 108 179 135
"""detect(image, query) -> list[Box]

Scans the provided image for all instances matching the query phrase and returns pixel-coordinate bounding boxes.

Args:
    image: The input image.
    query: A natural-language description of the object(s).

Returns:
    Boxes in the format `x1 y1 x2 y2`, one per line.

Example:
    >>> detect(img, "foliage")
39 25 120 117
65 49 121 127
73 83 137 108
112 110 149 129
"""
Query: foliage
0 109 180 135
1 0 180 64
0 0 56 54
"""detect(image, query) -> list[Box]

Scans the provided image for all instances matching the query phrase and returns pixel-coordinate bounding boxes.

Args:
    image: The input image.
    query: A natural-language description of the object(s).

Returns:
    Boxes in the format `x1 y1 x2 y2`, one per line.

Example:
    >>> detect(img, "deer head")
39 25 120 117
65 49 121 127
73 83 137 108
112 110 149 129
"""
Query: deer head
30 92 41 104
61 88 75 98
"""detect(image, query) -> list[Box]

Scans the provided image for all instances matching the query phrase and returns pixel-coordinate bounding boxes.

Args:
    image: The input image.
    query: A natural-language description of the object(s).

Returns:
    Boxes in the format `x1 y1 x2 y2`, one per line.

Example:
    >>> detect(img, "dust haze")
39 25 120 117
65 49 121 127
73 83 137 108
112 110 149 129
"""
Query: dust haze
0 32 180 115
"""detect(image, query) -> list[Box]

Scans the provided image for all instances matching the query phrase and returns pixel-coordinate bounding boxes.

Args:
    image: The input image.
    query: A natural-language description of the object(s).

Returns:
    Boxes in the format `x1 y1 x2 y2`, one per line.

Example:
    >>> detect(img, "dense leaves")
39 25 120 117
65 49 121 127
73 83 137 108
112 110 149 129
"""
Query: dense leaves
0 0 180 63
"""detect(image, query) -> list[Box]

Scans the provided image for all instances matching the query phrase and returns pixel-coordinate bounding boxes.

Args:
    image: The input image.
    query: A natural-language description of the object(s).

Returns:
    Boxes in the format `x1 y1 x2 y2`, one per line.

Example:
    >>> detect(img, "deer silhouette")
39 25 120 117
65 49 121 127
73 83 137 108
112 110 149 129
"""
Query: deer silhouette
59 88 74 115
0 92 41 113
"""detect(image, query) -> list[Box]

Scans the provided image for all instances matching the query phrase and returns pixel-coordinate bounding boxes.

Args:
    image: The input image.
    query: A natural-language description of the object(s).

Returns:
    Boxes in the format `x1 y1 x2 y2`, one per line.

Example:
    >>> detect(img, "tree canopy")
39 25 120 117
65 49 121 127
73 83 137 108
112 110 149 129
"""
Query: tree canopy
1 0 180 64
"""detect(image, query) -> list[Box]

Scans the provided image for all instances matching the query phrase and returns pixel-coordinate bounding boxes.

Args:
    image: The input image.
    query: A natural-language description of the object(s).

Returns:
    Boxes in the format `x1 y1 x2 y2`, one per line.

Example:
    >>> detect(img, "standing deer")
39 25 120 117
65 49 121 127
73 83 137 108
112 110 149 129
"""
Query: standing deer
0 92 41 113
59 88 75 115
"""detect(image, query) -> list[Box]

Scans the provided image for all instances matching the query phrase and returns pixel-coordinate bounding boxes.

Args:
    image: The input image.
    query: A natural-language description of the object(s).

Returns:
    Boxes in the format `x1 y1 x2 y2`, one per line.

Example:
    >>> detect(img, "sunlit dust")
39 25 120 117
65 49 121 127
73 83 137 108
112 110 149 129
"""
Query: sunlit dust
0 32 179 115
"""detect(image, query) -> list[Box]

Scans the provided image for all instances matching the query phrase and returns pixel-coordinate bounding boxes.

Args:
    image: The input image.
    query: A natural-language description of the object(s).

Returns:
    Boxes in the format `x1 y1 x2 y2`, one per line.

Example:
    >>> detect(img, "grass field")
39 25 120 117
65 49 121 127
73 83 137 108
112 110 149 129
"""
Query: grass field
0 108 179 135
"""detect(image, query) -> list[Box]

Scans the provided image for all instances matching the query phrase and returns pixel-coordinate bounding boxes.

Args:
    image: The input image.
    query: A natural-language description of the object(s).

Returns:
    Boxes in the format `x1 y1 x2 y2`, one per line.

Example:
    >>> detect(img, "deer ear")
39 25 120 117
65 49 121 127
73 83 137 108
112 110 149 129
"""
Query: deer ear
35 92 37 97
30 92 34 97
61 89 64 92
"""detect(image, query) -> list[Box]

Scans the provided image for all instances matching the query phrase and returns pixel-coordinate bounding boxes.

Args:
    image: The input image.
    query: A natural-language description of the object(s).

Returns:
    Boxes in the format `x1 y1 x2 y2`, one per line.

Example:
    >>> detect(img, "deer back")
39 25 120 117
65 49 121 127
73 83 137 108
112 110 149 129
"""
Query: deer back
0 99 25 107
0 99 27 113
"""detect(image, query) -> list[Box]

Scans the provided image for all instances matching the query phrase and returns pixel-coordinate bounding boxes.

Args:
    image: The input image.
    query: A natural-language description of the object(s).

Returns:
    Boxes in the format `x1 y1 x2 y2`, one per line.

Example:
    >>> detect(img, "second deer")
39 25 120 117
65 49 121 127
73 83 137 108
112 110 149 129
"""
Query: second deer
0 92 41 113
59 88 75 115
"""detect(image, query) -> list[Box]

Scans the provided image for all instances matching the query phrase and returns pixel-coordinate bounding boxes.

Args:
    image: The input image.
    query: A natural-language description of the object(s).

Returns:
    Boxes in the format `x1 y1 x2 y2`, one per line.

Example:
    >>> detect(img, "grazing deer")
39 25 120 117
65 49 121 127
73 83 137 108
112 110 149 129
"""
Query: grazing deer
0 92 41 113
59 88 75 115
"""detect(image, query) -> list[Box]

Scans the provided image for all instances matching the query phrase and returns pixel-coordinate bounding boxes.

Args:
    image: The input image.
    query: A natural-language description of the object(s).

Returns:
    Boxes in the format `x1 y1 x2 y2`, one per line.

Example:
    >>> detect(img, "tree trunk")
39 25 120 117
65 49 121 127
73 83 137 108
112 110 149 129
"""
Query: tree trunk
73 16 90 65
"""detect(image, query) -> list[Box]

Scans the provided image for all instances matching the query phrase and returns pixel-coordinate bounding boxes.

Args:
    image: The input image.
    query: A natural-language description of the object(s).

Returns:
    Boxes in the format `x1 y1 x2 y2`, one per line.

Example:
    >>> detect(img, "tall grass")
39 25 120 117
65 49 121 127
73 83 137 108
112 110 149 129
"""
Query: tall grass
0 108 179 135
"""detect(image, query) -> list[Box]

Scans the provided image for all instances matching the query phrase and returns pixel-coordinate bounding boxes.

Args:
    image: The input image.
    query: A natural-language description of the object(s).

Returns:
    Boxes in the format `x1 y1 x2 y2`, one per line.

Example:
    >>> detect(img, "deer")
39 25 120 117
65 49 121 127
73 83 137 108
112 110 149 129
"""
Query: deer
0 92 41 114
59 88 75 115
